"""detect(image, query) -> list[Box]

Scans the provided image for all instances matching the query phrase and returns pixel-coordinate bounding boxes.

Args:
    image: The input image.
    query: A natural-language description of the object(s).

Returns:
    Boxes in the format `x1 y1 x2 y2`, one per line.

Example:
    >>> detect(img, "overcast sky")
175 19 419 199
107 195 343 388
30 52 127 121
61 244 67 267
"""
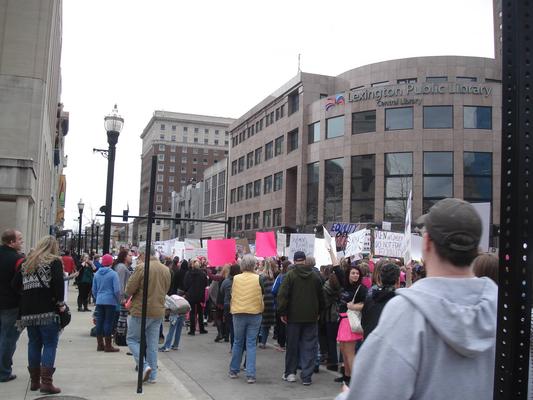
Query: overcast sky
61 0 495 231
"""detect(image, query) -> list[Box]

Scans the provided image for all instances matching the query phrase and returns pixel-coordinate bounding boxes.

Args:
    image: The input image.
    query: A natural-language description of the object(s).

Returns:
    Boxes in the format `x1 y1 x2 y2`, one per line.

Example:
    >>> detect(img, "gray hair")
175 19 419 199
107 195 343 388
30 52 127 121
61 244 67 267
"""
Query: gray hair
240 254 256 272
138 245 156 257
305 256 316 268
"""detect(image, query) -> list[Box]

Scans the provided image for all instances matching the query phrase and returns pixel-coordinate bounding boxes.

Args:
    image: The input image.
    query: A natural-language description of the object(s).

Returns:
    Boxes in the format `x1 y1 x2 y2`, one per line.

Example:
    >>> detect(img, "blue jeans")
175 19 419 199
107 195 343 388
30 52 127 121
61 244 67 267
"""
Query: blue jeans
95 304 117 336
229 314 262 378
285 322 318 383
127 316 161 380
27 323 60 368
0 308 21 379
162 314 184 349
259 326 270 345
223 306 234 348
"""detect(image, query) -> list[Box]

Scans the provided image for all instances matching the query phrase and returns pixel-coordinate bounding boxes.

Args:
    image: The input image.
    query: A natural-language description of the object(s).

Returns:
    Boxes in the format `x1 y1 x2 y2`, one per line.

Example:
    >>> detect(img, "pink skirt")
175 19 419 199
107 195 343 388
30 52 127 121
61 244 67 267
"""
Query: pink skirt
337 313 364 342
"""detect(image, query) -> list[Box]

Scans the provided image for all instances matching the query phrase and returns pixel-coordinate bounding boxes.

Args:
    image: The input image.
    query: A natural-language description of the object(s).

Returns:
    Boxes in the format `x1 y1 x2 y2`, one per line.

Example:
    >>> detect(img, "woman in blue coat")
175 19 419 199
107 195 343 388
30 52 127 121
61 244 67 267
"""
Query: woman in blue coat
92 254 121 352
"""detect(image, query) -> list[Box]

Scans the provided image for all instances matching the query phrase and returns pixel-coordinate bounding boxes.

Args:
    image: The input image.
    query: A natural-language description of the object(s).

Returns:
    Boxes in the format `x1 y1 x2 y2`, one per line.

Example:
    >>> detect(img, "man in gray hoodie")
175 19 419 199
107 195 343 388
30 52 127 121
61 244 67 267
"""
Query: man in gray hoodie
337 198 498 400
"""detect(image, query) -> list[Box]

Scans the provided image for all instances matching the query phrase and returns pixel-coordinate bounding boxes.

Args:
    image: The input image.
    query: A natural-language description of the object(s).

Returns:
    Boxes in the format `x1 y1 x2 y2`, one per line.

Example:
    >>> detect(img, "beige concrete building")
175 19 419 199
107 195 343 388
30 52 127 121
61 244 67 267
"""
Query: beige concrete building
0 0 69 249
137 111 234 242
227 56 501 240
200 160 227 239
170 181 204 241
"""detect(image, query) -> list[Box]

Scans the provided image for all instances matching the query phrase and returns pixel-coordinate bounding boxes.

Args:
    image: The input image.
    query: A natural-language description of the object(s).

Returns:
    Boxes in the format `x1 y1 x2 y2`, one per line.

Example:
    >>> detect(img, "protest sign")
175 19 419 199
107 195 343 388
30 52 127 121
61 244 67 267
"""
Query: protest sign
154 239 175 257
277 233 287 256
207 239 236 266
236 238 250 258
374 230 405 258
471 202 490 252
173 241 185 259
184 247 207 260
185 238 201 249
401 190 413 265
382 221 391 231
330 223 360 251
345 229 371 257
288 234 315 261
411 234 423 262
314 238 331 268
255 232 277 257
323 226 336 253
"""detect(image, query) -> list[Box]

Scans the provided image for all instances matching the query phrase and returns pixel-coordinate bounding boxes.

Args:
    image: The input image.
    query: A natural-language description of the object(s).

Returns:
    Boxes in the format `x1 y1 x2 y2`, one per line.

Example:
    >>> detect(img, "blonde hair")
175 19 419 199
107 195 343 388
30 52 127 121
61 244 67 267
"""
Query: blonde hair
261 258 275 280
221 264 230 278
22 236 60 275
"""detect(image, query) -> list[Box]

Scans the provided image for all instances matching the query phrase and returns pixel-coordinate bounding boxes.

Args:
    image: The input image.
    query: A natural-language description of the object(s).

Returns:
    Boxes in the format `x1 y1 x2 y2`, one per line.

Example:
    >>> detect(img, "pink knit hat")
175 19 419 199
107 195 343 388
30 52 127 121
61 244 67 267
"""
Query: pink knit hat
101 254 114 267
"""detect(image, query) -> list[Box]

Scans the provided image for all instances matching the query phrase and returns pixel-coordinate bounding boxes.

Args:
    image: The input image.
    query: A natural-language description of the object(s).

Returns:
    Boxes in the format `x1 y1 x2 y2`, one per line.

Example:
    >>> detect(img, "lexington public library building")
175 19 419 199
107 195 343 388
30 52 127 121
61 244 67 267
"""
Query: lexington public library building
226 56 501 243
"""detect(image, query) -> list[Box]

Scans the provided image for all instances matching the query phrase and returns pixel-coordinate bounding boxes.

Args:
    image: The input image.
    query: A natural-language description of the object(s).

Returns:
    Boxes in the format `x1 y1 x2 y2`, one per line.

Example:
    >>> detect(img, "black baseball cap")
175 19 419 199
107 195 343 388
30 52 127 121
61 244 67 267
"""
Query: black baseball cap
417 198 482 252
293 251 306 261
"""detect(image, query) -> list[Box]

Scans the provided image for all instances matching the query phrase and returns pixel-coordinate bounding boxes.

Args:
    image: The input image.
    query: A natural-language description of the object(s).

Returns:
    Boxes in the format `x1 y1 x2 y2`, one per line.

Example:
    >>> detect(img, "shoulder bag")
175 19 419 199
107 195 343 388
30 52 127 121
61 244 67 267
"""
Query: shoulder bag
347 285 363 334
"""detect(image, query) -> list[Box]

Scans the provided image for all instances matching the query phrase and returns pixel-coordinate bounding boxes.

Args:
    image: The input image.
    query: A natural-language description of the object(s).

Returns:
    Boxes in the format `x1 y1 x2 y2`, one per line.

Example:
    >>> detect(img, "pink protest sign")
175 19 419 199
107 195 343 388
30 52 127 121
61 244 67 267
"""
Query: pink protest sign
207 239 236 266
255 232 277 257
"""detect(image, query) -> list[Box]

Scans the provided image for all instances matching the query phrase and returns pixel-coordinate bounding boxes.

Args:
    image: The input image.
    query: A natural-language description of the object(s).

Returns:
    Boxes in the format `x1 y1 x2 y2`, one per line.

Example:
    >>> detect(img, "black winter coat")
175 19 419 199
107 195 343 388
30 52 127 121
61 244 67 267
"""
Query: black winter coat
361 286 396 339
183 268 208 304
0 245 24 309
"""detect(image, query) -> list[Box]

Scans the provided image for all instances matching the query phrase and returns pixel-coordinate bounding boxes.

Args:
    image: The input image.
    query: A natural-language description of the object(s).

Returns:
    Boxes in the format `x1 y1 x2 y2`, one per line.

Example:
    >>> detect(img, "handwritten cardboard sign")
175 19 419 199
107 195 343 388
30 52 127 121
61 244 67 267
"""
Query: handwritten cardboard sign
374 230 405 258
288 234 315 261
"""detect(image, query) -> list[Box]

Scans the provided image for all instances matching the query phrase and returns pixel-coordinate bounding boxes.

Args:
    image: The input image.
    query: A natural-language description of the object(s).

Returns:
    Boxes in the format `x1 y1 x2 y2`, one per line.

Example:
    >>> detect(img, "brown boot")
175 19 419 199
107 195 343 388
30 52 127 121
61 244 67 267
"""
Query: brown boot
97 335 104 351
104 336 119 352
27 366 40 391
40 367 60 394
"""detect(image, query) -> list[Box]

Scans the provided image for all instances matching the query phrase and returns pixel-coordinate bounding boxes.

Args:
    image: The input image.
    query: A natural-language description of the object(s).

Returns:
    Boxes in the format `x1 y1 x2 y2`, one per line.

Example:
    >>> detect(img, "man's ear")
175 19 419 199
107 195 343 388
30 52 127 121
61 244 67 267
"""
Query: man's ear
422 232 432 255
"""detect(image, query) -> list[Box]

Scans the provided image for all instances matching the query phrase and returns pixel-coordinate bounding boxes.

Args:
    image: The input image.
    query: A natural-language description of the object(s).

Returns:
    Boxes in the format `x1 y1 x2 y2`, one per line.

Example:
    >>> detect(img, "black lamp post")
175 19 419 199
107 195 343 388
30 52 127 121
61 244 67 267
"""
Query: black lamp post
102 105 124 255
77 199 84 257
90 220 95 254
95 221 100 254
84 227 88 253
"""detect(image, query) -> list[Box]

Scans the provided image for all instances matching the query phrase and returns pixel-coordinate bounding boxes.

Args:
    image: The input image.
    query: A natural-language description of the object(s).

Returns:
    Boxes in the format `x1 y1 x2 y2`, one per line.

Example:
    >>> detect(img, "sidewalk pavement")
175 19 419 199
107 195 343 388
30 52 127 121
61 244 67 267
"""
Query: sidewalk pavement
4 285 195 400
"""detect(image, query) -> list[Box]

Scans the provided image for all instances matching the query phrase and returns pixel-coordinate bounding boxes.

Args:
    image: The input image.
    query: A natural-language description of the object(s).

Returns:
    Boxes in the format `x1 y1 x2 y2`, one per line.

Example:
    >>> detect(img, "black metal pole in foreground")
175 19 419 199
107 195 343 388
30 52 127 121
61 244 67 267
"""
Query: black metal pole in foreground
136 155 157 394
494 2 533 399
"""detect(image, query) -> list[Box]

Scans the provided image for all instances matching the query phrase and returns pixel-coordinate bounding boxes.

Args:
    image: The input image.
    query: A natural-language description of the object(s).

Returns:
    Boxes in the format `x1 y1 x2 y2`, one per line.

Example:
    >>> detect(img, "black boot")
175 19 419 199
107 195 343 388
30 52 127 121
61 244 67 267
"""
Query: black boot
334 374 347 383
344 375 351 386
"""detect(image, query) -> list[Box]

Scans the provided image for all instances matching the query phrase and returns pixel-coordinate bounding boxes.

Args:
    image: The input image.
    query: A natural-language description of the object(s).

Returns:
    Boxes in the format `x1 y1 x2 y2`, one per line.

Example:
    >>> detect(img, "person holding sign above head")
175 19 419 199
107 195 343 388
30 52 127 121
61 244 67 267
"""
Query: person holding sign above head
336 198 498 400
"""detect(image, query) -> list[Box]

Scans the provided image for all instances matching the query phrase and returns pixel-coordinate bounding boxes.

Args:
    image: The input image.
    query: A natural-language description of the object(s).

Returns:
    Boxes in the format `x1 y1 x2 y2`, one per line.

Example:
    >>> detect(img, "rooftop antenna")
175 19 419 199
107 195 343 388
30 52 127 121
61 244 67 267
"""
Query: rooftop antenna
298 53 301 73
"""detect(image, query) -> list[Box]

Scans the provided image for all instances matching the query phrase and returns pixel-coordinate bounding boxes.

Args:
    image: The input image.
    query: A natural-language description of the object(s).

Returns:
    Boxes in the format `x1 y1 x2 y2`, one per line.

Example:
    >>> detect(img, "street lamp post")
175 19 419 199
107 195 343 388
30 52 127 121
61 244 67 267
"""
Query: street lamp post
102 105 124 254
84 227 88 254
90 220 95 254
95 221 100 254
77 199 84 257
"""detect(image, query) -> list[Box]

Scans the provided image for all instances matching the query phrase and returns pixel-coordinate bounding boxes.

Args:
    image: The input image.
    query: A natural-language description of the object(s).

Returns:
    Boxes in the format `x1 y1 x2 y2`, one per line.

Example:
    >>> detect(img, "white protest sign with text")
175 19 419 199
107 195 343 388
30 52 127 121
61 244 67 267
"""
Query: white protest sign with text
374 230 405 258
288 234 315 261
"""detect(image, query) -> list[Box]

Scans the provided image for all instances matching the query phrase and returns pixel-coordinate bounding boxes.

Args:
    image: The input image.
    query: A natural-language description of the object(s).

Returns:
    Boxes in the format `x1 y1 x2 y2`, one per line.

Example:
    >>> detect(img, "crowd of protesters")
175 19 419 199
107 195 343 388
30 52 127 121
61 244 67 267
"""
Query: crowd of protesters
0 198 500 399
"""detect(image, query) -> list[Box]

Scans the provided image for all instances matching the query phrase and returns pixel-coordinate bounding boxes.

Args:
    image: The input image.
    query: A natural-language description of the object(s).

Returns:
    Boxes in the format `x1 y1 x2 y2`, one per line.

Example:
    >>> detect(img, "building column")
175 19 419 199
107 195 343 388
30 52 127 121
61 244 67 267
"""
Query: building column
15 196 29 252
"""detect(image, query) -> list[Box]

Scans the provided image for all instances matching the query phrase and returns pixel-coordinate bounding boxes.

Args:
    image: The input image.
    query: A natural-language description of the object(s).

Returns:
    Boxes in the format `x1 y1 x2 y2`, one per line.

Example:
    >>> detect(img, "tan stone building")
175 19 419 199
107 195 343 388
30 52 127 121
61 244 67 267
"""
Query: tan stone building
137 111 234 242
227 56 501 240
0 0 69 249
